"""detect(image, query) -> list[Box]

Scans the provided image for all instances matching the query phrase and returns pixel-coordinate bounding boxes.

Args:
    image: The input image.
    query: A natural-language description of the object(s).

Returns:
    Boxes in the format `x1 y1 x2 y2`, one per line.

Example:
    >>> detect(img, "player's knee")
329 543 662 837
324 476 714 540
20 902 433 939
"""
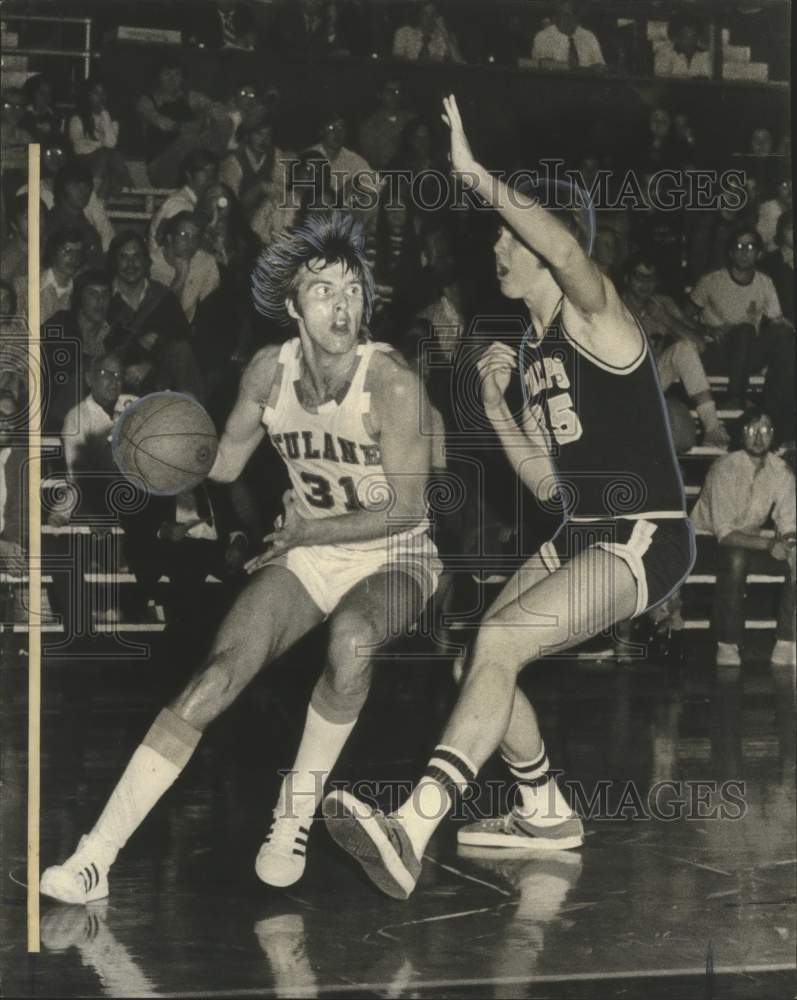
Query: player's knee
173 654 243 723
328 610 381 667
721 546 747 578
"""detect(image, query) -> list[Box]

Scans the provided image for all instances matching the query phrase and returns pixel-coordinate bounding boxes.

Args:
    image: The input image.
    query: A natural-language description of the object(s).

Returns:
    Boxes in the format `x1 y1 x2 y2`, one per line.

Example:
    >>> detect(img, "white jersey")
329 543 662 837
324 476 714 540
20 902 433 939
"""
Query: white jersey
263 338 428 549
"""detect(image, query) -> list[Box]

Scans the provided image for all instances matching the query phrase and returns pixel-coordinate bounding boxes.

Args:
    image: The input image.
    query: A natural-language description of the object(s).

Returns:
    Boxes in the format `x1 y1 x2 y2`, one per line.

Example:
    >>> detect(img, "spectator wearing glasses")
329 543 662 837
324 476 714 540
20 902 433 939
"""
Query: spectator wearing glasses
393 3 464 63
358 79 415 172
150 212 220 327
622 255 729 448
311 110 380 222
149 150 218 254
531 1 605 71
689 227 789 409
691 410 796 667
47 161 106 268
41 229 84 326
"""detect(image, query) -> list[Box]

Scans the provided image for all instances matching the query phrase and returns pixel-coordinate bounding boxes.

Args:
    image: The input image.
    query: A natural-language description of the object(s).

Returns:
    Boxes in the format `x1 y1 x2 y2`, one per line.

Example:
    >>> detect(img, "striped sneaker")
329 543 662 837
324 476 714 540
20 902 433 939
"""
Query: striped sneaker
322 791 421 900
40 836 111 904
457 811 584 850
255 814 311 888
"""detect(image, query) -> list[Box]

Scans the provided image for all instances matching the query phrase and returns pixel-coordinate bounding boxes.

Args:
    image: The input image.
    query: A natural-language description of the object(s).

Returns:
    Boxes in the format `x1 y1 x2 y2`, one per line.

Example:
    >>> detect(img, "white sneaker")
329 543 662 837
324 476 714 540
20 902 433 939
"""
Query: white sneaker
40 835 112 904
716 642 741 667
255 814 312 888
771 639 796 667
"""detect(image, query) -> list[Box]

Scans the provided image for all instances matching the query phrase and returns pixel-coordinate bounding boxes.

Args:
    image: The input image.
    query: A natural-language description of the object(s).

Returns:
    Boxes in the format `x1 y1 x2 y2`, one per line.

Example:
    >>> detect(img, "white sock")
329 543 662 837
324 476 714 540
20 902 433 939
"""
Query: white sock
396 744 477 858
276 704 357 821
504 744 575 826
89 709 201 862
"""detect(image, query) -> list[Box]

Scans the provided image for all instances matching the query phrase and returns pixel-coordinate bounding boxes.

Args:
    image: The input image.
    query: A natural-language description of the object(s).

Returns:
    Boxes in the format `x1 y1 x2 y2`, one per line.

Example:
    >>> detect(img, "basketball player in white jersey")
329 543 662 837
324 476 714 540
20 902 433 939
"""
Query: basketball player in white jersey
322 96 694 899
40 212 441 903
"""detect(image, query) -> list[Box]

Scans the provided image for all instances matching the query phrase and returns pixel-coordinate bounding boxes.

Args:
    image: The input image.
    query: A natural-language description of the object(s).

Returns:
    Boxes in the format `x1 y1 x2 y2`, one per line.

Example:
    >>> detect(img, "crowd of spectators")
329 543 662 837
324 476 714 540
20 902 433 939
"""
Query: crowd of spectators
0 0 793 663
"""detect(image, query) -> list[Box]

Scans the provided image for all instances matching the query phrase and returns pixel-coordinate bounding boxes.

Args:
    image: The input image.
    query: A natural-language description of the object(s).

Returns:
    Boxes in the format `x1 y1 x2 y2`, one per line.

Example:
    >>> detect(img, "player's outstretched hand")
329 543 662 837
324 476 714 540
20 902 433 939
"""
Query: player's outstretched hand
477 341 516 413
245 490 308 573
441 94 479 186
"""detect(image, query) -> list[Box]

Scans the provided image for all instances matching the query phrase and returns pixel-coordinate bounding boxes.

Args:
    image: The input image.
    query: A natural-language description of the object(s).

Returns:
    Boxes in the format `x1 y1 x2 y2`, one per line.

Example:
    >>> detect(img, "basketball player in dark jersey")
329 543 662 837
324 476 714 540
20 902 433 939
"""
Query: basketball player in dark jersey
323 95 695 899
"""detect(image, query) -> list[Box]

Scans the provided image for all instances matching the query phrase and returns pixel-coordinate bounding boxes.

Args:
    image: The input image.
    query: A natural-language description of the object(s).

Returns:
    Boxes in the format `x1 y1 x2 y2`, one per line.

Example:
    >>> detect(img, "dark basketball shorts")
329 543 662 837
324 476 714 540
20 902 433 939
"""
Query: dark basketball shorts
538 516 695 617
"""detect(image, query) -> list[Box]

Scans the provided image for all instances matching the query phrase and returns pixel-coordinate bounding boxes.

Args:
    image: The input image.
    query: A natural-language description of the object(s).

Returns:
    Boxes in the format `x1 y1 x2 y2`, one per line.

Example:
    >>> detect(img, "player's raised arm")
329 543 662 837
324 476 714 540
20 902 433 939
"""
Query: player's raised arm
442 94 606 317
209 346 278 483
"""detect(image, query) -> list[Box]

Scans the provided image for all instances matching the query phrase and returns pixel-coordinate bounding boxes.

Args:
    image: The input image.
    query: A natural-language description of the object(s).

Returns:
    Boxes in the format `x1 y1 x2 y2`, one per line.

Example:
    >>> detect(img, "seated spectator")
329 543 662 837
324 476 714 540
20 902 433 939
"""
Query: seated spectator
757 176 791 252
46 160 106 267
150 211 221 326
415 248 466 354
653 14 711 78
634 108 682 174
56 352 138 519
0 88 32 176
220 113 294 244
311 110 380 219
358 79 416 171
68 77 131 199
689 226 790 410
760 210 794 324
393 2 463 63
19 74 61 145
1 283 28 415
0 195 39 320
148 149 218 254
622 255 729 448
531 1 605 70
41 229 84 325
203 81 265 158
0 390 27 587
137 60 215 189
50 268 114 365
277 0 354 59
106 231 203 401
691 409 795 667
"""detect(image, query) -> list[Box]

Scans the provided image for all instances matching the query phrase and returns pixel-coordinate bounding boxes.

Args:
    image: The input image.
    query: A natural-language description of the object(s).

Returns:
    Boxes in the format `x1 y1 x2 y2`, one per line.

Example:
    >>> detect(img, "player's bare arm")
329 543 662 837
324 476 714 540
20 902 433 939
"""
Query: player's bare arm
442 94 642 367
478 341 558 502
247 352 432 569
209 344 280 483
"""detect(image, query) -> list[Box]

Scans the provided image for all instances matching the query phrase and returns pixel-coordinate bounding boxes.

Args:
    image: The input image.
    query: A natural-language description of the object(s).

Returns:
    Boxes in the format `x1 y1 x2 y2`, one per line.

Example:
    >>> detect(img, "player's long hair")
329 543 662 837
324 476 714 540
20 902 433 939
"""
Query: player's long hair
251 211 375 327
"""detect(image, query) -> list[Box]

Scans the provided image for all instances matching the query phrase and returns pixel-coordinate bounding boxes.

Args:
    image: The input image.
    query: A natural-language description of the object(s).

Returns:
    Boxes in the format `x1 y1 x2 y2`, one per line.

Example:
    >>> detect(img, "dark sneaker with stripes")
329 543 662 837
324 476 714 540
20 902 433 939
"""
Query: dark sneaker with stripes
40 835 111 904
255 814 311 888
322 790 421 900
457 811 584 850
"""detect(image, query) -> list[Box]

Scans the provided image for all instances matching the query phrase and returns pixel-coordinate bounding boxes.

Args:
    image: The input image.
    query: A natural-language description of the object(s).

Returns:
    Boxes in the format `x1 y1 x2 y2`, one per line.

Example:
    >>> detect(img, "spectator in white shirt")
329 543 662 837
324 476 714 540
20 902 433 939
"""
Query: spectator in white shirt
689 226 790 409
149 149 218 254
392 3 464 63
68 78 131 199
691 410 795 667
312 111 380 225
531 2 605 70
150 212 220 326
41 229 84 325
653 15 712 79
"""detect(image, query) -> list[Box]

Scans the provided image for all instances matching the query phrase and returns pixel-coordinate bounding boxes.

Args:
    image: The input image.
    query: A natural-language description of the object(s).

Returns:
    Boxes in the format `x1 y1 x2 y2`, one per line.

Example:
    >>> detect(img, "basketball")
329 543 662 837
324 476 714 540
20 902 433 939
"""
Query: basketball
666 396 696 455
112 391 219 495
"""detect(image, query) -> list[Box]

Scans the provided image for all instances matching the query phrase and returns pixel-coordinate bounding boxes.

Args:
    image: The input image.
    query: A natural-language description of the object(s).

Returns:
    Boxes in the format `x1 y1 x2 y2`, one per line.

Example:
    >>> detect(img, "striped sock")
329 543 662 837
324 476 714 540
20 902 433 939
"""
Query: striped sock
397 745 477 858
504 743 574 826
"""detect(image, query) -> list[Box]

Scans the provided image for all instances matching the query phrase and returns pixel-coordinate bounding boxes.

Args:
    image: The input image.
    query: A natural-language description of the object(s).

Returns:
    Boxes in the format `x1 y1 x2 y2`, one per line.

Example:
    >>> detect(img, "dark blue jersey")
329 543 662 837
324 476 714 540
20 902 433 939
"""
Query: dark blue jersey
521 305 686 521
